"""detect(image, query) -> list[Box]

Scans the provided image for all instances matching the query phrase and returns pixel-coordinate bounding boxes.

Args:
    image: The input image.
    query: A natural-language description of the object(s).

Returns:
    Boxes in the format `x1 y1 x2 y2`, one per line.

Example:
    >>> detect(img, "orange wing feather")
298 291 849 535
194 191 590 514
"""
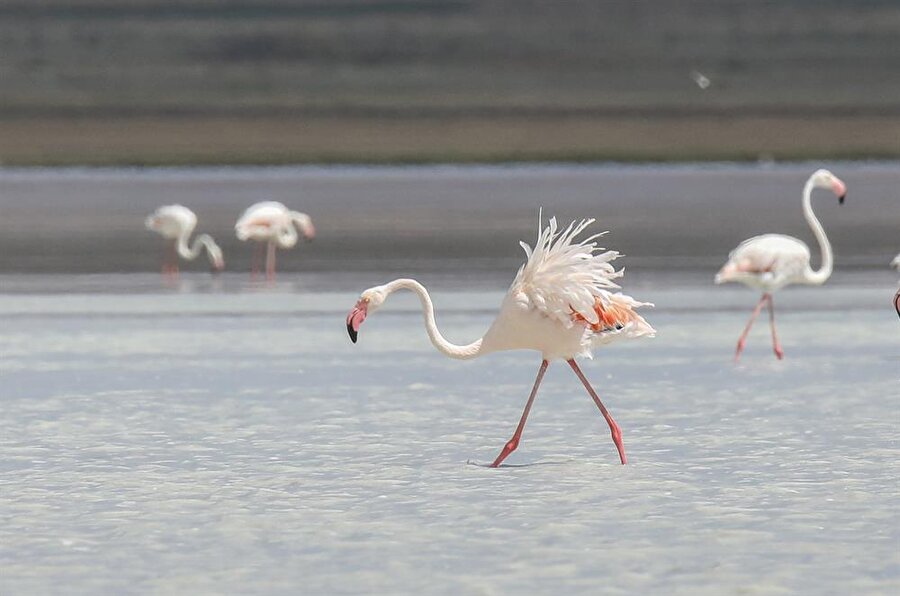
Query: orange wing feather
571 296 636 332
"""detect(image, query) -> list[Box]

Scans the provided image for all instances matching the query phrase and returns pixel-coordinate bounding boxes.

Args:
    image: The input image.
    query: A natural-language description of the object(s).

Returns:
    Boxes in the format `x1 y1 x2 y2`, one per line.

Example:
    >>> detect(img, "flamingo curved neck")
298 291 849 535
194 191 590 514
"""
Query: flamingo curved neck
384 279 484 360
802 180 833 285
176 231 221 266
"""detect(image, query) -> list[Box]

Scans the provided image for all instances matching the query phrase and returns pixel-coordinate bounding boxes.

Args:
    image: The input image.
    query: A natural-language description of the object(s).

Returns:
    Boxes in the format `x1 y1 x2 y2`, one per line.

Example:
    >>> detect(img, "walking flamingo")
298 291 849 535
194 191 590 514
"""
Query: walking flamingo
346 215 655 467
145 204 224 276
234 201 315 281
715 169 847 361
892 254 900 319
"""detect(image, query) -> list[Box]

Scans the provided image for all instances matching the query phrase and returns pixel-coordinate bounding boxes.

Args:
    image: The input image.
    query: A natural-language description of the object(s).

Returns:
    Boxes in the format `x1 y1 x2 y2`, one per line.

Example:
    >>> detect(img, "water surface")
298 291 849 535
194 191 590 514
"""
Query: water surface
1 270 898 595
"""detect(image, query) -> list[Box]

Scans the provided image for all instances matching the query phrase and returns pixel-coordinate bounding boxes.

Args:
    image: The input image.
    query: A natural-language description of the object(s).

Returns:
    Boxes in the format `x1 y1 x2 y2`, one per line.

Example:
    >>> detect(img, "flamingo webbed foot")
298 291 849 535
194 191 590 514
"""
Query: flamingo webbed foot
607 420 627 465
489 438 520 468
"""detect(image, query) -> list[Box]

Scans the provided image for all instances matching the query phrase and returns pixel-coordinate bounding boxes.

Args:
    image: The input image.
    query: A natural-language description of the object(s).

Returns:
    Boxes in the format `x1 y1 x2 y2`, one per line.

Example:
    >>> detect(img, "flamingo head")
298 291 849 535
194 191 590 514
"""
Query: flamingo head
145 214 160 231
209 247 225 273
346 287 386 343
145 212 177 237
293 212 316 242
811 169 847 204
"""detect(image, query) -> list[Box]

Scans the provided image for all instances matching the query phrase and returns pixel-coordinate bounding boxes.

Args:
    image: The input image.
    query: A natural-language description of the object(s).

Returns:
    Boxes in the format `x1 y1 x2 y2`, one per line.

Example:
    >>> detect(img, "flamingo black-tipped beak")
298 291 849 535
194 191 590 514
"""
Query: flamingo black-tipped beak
346 299 368 344
832 178 847 205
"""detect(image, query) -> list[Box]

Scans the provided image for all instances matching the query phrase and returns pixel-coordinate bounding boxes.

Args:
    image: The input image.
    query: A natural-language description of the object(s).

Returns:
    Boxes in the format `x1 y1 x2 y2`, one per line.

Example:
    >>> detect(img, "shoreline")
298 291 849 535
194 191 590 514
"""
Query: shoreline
1 113 898 167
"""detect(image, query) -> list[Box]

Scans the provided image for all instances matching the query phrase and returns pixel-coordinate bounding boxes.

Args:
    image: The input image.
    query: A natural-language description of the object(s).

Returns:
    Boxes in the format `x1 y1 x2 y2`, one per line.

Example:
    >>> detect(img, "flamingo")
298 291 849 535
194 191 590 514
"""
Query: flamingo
145 204 224 276
715 169 847 361
234 201 315 281
892 254 900 319
345 215 655 467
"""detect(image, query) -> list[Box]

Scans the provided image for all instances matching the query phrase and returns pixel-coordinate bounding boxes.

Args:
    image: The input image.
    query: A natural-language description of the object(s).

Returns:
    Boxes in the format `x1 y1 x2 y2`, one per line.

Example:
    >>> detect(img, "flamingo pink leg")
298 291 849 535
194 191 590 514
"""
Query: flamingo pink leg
266 240 277 282
160 241 169 275
163 239 179 279
766 294 784 359
251 242 263 280
735 293 769 363
490 359 549 468
567 359 627 465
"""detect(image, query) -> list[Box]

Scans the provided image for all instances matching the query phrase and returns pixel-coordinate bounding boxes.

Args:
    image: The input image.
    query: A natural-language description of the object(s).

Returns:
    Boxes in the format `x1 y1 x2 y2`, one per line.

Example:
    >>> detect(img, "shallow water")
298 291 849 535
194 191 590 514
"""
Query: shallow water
1 270 898 595
1 162 899 593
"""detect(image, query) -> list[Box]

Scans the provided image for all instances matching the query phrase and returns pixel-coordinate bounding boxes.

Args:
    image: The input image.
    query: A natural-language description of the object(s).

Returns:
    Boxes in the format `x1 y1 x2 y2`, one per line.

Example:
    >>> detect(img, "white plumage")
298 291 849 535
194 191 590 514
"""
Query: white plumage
235 201 315 249
346 213 654 466
489 214 654 359
716 234 812 291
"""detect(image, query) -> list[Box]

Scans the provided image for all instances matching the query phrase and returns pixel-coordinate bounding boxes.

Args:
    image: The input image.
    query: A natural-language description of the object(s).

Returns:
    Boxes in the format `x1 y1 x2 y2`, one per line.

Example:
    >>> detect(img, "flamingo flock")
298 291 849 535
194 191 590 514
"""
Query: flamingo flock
139 168 897 466
146 201 315 280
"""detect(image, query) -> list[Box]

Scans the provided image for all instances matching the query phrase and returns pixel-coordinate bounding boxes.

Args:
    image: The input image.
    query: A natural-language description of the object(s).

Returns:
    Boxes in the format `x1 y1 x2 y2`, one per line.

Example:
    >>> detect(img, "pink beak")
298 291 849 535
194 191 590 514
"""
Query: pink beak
832 178 847 204
305 223 316 242
346 299 368 343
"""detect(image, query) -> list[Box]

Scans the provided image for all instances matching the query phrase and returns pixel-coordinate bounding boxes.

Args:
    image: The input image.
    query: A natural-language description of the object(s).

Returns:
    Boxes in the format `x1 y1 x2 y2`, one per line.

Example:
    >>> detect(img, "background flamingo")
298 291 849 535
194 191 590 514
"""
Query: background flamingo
234 201 315 281
715 169 846 361
892 254 900 318
346 215 655 467
145 204 224 276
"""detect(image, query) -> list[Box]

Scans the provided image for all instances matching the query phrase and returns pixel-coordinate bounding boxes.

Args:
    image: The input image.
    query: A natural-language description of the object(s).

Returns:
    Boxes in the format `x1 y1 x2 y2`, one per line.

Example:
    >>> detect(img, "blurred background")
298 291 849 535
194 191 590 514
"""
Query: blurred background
1 0 899 165
0 1 897 274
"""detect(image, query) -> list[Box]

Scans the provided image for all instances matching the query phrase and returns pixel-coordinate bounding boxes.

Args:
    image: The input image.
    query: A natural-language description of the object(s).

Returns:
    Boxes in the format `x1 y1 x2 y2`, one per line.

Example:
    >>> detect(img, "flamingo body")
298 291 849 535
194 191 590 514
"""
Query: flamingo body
716 234 813 292
145 204 224 273
347 215 654 466
235 201 315 280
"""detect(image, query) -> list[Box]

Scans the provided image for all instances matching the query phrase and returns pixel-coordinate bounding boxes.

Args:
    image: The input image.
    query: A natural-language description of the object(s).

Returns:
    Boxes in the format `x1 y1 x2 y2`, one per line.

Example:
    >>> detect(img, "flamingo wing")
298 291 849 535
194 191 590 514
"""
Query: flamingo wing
717 234 810 284
509 215 655 341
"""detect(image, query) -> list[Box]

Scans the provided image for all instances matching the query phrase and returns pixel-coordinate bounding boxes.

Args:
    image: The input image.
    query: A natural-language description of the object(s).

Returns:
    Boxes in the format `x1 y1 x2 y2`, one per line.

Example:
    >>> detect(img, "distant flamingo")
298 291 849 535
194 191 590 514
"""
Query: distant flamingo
892 254 900 318
346 215 655 466
715 169 846 361
145 204 224 276
235 201 315 281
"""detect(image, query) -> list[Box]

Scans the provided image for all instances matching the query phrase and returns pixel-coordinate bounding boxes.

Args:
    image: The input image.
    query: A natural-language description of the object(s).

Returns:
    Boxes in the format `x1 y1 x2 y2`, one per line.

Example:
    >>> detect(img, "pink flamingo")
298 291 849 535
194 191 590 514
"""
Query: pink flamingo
892 254 900 319
235 201 315 281
346 215 655 467
715 169 847 361
145 204 224 277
